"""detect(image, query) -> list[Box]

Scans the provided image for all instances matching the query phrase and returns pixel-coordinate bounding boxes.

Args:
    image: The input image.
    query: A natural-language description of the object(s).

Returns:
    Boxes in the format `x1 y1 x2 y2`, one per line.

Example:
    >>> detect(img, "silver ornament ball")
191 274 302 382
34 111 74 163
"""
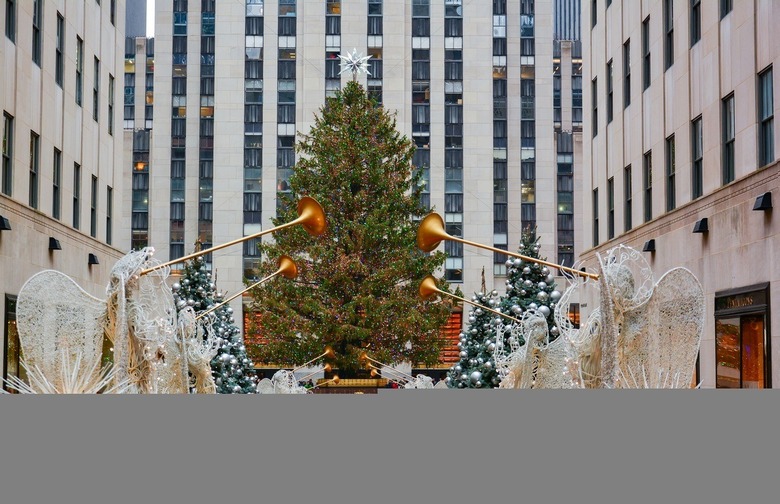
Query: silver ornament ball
538 306 551 317
470 371 483 384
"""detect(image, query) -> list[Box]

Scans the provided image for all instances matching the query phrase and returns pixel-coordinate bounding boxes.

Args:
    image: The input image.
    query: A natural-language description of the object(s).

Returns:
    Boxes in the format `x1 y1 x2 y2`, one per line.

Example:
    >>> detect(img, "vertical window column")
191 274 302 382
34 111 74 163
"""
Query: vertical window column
124 37 135 130
444 0 463 282
325 0 341 98
493 0 508 276
243 0 264 278
411 0 430 210
758 67 774 167
276 0 297 208
643 150 652 222
199 0 216 266
367 0 383 104
169 2 187 264
2 112 13 196
29 132 39 209
556 133 574 266
145 40 154 129
520 2 536 232
131 130 150 250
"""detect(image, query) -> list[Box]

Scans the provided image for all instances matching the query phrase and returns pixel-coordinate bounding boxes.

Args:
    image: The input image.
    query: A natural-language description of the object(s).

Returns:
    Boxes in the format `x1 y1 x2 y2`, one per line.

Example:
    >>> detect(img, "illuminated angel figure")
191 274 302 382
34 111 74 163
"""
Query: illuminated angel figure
338 48 372 79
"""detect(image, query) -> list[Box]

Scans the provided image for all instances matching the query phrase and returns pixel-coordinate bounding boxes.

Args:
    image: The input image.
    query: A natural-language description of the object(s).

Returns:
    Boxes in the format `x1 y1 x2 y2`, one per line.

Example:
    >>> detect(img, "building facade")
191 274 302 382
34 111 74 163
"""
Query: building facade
1 0 126 389
131 0 582 346
583 0 779 388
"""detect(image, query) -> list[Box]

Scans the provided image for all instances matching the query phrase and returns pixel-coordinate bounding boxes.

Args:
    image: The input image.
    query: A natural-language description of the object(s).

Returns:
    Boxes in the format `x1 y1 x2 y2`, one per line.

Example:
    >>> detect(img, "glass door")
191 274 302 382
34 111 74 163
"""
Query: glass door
715 314 766 389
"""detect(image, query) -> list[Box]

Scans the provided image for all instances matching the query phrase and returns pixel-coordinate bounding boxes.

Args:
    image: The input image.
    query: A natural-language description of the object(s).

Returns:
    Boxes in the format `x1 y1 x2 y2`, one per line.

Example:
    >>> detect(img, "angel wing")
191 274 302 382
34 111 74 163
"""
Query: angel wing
15 270 107 392
617 267 703 388
256 378 275 394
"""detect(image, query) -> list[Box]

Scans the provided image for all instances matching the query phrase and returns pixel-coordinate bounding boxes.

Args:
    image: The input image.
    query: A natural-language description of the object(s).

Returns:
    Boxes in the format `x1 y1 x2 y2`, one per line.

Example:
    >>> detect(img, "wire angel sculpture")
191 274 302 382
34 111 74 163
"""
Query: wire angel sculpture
14 247 219 394
492 245 703 389
403 374 436 389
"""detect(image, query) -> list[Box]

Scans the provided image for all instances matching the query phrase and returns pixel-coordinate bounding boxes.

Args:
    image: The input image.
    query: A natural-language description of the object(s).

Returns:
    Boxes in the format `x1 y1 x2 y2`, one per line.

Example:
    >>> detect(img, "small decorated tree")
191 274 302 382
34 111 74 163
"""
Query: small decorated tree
172 244 257 394
446 269 502 388
500 229 562 345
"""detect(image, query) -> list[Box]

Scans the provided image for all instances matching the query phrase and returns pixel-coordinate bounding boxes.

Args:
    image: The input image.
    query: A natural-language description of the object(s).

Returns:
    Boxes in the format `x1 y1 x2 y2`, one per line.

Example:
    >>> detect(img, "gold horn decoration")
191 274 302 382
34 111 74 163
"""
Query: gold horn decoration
416 212 597 280
195 255 298 320
419 275 521 325
142 197 326 275
297 363 332 382
292 346 336 373
360 353 415 381
312 375 340 389
367 362 410 384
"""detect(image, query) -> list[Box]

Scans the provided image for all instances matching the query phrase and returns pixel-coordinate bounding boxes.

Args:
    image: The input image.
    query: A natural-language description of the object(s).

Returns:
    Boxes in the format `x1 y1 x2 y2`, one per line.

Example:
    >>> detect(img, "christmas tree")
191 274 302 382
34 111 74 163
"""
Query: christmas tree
172 245 257 394
247 80 452 375
499 229 563 346
446 268 502 388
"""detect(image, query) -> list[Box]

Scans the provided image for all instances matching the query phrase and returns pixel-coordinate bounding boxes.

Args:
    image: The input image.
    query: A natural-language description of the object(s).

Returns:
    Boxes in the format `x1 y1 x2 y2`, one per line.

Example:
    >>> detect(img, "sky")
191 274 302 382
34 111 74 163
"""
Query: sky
146 0 155 37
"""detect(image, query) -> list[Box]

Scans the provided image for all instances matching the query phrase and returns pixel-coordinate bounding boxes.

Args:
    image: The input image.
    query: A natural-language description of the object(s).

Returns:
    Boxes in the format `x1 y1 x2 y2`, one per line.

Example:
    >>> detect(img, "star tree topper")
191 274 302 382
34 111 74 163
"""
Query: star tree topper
338 48 372 80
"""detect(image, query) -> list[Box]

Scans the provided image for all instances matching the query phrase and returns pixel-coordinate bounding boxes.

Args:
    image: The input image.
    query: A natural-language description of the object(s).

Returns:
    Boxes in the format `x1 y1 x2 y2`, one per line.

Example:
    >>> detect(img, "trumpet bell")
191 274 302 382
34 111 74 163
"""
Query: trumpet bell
416 213 449 253
370 369 379 378
323 363 332 373
332 376 340 385
297 197 327 237
324 346 335 359
418 275 440 301
277 255 298 279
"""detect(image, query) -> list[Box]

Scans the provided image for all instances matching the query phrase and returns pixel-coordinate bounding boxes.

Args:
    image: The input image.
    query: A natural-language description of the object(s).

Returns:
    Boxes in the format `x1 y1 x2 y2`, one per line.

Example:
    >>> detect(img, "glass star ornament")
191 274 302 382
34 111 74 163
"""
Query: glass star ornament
338 48 372 78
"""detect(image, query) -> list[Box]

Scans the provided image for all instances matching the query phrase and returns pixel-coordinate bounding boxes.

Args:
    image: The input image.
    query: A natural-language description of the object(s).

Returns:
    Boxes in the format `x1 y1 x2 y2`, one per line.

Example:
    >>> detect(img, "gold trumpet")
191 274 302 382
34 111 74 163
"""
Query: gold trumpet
359 352 415 381
142 197 327 275
291 346 336 373
416 212 597 280
369 364 409 385
312 375 340 389
419 275 521 325
195 255 298 321
298 363 333 383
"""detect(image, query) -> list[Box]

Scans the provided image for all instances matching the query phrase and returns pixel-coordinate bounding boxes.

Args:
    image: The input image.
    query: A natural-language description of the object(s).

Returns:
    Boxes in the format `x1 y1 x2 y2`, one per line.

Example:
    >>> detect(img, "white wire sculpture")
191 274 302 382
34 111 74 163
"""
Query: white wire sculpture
494 245 703 389
14 247 219 394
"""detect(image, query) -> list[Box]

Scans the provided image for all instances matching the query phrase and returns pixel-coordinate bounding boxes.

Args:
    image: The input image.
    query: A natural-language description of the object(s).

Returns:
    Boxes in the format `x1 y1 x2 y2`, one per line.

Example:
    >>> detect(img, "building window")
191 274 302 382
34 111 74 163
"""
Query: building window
76 36 83 106
758 66 774 167
642 16 651 90
106 186 112 244
690 0 701 46
29 132 39 209
720 0 733 19
592 188 599 246
3 295 22 393
607 177 614 239
643 151 652 222
93 57 100 121
110 0 116 26
591 78 598 136
591 0 596 28
5 0 15 42
2 112 12 196
52 148 61 219
715 284 771 389
73 163 81 229
606 60 613 123
664 0 674 70
623 40 631 108
722 93 735 183
55 13 64 86
692 116 703 199
90 175 97 237
108 74 114 135
665 135 676 211
32 0 42 66
624 165 632 232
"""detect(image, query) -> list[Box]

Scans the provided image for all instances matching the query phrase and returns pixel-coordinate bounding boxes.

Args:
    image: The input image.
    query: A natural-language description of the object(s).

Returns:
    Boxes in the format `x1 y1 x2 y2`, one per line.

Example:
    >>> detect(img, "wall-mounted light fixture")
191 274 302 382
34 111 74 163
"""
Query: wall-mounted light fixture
642 239 656 253
88 253 100 265
49 237 62 250
753 192 772 211
0 215 11 231
692 218 708 234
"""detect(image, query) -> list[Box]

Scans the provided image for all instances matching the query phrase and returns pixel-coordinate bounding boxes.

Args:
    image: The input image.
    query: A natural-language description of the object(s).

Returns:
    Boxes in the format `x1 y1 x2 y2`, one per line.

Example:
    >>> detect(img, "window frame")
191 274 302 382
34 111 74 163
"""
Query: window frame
691 116 703 199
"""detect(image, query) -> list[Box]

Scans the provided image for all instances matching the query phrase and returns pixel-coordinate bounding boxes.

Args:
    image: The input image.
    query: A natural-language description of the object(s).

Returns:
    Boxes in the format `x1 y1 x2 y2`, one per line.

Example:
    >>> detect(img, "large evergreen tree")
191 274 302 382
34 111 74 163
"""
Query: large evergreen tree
499 229 562 345
172 247 257 393
248 81 452 375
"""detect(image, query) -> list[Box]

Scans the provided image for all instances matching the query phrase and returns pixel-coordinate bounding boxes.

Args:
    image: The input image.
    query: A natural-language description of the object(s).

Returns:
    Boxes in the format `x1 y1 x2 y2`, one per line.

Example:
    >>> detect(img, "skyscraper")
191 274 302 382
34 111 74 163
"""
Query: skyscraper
128 1 582 348
583 0 779 388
